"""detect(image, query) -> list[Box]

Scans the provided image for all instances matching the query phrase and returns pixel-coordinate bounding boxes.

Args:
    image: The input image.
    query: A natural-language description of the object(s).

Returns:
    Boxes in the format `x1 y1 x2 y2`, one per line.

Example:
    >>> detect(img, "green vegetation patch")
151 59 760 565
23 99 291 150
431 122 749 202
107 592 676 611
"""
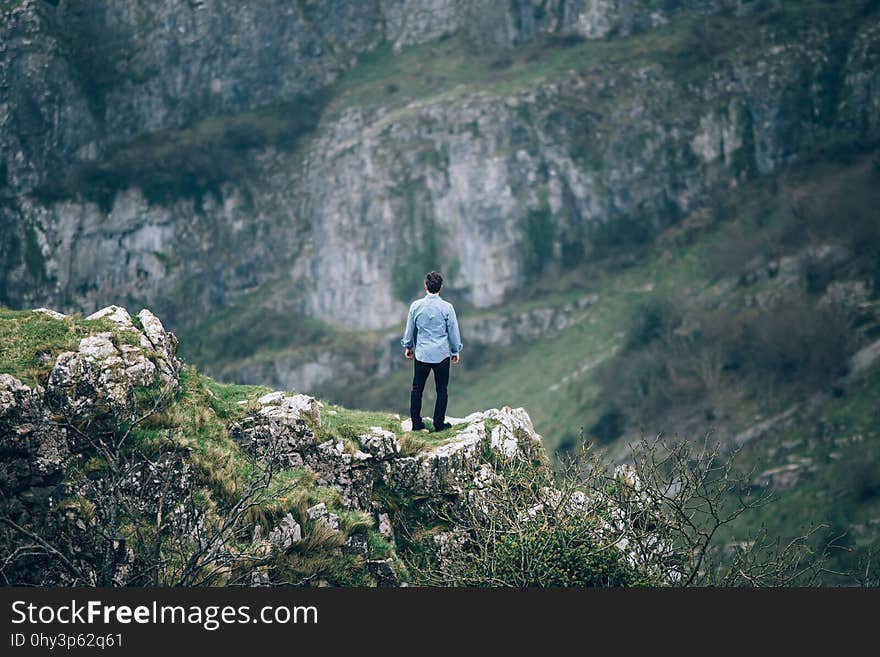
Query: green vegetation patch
35 94 329 212
717 367 880 581
0 308 131 386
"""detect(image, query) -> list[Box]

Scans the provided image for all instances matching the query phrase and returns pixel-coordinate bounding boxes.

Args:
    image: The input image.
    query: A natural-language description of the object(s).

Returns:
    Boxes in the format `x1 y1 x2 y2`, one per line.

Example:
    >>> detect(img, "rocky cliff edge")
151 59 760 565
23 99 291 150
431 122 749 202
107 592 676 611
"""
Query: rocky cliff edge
0 304 545 586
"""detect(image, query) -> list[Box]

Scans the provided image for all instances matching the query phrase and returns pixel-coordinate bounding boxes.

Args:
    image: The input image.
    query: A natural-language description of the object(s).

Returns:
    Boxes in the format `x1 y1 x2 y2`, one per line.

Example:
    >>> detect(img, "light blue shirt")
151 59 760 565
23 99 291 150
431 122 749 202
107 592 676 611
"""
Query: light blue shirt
401 293 463 363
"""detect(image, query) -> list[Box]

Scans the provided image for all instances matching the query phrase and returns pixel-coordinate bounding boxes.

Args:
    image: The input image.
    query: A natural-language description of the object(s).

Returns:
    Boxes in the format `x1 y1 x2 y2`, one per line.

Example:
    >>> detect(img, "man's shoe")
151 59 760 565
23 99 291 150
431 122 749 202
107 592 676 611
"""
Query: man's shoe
411 421 427 431
432 422 453 432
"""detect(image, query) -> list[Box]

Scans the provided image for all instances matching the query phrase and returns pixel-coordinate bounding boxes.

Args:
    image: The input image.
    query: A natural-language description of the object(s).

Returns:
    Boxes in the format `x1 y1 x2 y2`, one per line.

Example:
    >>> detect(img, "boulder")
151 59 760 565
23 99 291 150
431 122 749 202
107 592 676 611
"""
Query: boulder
377 512 395 544
43 306 182 426
86 305 136 327
47 332 158 423
136 309 181 382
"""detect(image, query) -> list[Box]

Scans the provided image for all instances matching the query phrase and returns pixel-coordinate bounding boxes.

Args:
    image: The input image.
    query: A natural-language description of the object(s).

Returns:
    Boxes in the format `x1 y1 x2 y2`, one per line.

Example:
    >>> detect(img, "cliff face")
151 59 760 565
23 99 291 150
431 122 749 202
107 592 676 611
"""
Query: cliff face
2 1 879 370
1 0 717 196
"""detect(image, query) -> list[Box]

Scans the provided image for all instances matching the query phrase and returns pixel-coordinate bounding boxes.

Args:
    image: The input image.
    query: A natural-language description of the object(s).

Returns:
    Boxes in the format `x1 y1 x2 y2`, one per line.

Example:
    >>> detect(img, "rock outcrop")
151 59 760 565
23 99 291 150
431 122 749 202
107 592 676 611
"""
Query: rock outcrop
0 305 185 584
46 306 181 424
231 383 541 512
1 305 548 585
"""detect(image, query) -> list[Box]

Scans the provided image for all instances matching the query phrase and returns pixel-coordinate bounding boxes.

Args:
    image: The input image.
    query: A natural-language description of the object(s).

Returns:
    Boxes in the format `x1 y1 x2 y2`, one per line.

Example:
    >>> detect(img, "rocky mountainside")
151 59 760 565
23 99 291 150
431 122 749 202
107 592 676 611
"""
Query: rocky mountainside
3 1 878 333
3 1 879 584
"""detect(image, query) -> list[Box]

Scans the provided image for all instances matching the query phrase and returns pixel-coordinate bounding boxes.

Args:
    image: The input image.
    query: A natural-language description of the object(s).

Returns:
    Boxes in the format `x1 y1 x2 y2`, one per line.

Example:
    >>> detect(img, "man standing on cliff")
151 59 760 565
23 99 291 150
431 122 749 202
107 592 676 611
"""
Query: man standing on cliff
401 271 463 432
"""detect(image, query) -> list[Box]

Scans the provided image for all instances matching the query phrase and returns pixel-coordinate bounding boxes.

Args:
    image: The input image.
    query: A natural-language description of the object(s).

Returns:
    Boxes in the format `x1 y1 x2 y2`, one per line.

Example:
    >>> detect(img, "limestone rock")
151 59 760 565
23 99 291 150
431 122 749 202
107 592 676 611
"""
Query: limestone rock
233 391 376 508
32 308 67 320
258 393 321 426
377 512 395 544
47 333 156 423
0 374 68 481
268 513 303 552
358 427 401 460
306 502 340 532
41 306 181 425
48 334 146 422
86 305 136 327
304 439 375 510
136 309 181 382
383 407 541 496
230 393 319 469
342 532 369 557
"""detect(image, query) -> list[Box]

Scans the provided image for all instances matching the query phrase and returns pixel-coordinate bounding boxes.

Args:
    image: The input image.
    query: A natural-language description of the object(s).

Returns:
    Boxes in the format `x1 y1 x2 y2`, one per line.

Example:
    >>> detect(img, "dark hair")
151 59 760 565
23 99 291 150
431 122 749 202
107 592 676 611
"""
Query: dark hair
425 271 443 294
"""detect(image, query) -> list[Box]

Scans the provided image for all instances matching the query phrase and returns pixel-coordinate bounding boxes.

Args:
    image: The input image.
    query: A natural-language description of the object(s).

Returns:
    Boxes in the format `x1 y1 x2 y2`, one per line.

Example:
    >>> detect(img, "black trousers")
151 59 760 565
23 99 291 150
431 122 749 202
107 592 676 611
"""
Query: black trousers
410 357 450 428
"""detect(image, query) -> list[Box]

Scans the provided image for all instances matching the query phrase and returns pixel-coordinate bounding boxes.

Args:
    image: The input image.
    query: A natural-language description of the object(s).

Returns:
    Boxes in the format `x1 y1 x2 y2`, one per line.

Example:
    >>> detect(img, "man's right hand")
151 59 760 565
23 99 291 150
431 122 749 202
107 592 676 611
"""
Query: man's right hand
405 348 414 360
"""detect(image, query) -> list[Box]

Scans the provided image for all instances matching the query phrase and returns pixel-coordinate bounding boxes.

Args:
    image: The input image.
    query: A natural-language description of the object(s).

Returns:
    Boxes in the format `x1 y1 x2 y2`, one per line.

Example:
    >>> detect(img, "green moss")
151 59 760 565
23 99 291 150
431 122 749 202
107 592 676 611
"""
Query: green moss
202 376 273 420
321 405 402 438
366 529 394 558
398 421 468 456
0 308 127 386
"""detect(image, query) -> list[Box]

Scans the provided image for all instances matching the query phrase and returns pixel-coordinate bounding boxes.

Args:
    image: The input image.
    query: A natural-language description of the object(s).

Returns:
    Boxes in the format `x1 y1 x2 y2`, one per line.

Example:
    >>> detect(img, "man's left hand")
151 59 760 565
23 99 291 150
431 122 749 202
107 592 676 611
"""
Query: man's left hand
451 353 460 365
405 348 414 360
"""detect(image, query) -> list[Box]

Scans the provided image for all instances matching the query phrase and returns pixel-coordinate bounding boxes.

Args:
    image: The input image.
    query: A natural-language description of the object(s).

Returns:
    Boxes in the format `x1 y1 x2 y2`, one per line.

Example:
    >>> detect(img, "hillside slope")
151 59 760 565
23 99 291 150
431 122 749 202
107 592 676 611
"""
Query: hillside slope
5 304 874 585
0 304 552 585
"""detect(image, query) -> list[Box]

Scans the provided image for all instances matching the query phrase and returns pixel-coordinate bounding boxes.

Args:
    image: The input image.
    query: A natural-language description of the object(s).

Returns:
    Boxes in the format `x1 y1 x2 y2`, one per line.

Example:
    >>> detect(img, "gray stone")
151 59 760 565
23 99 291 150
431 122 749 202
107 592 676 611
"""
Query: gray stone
358 427 401 460
383 407 542 496
268 513 303 551
32 308 67 320
306 502 340 531
377 512 395 543
44 307 181 424
86 305 135 327
367 558 400 587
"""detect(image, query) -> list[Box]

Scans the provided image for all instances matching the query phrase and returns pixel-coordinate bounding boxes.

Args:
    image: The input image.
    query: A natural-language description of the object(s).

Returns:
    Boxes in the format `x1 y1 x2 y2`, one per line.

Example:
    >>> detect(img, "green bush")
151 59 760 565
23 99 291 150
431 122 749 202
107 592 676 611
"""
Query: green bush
595 288 855 433
624 295 683 352
717 295 853 387
472 517 651 587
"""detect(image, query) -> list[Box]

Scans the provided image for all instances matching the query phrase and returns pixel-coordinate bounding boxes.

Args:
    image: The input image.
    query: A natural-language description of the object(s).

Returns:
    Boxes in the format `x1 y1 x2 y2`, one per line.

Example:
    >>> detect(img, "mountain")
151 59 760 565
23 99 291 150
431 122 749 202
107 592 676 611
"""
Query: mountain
2 1 879 577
